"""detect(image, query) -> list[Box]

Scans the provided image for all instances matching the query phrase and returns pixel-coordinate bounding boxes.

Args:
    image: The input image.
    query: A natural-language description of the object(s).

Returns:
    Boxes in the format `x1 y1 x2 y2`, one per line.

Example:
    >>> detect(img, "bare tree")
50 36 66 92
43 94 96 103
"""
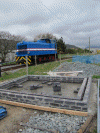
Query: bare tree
0 31 26 41
0 31 26 62
34 33 57 42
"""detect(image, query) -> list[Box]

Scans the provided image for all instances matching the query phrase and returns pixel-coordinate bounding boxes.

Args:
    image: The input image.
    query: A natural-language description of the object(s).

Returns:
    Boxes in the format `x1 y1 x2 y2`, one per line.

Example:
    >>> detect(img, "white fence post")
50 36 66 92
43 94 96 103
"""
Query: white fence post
26 55 28 76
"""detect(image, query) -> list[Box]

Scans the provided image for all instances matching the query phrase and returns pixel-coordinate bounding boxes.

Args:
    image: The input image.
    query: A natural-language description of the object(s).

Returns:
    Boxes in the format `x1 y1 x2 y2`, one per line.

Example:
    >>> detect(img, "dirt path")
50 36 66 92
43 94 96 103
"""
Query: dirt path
0 103 35 133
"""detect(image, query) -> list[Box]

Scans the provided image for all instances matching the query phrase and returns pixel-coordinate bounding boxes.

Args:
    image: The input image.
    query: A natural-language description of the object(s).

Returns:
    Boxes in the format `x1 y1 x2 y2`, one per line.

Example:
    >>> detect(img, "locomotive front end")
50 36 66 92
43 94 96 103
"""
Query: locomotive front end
16 41 31 65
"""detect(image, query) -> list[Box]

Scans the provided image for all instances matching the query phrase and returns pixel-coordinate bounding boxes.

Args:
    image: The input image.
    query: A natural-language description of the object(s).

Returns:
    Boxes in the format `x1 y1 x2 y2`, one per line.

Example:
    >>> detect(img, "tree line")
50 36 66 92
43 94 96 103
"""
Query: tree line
0 32 90 62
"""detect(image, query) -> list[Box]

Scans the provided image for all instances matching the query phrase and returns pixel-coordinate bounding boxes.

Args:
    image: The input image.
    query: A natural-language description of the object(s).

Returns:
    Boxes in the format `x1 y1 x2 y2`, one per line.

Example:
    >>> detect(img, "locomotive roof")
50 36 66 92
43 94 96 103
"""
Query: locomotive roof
37 38 56 44
17 38 56 45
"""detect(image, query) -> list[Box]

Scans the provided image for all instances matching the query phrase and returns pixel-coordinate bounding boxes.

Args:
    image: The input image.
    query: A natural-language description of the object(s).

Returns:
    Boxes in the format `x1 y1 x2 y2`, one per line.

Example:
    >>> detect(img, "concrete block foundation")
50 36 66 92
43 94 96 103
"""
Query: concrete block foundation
0 75 92 112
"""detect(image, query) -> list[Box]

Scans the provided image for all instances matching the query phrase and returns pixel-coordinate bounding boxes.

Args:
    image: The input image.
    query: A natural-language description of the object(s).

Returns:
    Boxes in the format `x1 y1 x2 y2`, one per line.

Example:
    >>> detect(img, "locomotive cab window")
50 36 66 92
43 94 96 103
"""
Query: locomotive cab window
18 45 27 49
45 39 50 43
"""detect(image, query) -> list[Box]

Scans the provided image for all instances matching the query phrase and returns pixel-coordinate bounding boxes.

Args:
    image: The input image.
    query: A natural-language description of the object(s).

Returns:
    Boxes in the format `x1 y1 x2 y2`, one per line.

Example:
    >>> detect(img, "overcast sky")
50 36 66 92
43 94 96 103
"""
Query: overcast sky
0 0 100 48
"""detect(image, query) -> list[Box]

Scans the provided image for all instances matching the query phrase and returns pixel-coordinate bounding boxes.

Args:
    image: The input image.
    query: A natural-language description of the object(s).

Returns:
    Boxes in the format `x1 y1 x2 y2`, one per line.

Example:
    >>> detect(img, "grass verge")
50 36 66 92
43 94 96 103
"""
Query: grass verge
92 75 100 79
0 60 68 82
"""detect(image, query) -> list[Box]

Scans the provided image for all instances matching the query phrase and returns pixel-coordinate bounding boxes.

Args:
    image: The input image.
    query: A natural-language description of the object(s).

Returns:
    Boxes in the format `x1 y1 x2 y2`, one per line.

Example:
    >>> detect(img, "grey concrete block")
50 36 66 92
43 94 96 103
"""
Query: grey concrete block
16 94 22 98
27 96 35 100
60 104 69 108
74 90 78 93
77 78 87 100
18 85 23 88
44 98 53 102
77 102 87 106
71 106 81 110
25 100 32 104
50 103 59 107
11 98 18 101
6 96 12 100
36 97 43 101
1 92 8 96
54 100 64 104
65 101 75 105
53 82 61 92
82 107 88 112
9 94 15 97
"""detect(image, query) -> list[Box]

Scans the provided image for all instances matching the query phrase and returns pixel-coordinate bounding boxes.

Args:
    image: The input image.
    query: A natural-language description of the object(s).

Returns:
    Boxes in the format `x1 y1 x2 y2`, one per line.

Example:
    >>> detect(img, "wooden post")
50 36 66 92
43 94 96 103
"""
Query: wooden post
0 64 1 77
26 55 28 76
89 37 90 55
97 80 100 133
60 51 61 64
35 55 37 65
55 53 56 61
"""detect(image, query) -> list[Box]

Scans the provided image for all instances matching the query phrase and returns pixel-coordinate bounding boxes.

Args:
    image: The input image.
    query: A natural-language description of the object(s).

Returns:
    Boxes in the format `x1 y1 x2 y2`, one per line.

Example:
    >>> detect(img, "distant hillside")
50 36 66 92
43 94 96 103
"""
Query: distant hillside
86 45 100 49
66 44 80 49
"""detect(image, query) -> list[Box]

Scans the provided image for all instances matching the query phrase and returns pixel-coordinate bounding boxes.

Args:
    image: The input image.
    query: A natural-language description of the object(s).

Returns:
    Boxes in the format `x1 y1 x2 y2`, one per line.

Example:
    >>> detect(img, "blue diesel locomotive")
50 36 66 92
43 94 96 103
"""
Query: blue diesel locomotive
16 39 58 64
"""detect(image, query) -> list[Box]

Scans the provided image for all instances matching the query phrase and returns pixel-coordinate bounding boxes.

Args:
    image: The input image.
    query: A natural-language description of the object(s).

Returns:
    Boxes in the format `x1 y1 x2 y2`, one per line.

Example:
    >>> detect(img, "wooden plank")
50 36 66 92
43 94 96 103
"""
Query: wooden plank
0 99 88 116
77 113 96 133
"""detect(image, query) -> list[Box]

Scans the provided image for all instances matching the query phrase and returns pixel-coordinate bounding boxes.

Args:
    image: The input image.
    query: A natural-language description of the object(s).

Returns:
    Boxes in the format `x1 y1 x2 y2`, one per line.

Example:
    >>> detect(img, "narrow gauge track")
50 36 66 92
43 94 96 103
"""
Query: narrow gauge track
1 57 72 72
1 64 26 72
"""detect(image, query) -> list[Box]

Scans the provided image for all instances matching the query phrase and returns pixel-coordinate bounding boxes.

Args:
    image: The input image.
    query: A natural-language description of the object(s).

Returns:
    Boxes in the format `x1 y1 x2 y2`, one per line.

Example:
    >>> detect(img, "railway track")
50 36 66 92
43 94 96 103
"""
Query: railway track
1 64 26 72
1 56 72 72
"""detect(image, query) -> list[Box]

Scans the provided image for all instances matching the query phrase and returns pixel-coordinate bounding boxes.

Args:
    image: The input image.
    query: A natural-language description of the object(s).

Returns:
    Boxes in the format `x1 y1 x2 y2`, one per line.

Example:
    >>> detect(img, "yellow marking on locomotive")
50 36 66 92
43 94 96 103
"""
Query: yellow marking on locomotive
28 62 30 65
16 57 19 61
28 58 31 62
21 57 26 61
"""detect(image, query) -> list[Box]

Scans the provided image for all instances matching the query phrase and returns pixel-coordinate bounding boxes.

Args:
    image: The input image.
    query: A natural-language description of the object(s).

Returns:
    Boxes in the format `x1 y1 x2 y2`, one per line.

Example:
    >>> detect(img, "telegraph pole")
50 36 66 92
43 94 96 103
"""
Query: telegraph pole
89 37 90 55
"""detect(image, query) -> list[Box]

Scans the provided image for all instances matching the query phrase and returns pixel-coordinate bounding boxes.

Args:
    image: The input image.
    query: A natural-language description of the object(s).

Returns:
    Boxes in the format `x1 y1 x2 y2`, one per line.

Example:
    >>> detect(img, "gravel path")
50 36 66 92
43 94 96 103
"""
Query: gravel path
53 62 100 77
20 112 87 133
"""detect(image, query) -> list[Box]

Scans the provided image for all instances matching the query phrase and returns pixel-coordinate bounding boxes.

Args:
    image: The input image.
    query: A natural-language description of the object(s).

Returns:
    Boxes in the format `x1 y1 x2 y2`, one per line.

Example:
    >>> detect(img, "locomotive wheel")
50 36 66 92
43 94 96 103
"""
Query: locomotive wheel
44 57 46 61
39 57 42 62
52 56 55 60
49 56 51 61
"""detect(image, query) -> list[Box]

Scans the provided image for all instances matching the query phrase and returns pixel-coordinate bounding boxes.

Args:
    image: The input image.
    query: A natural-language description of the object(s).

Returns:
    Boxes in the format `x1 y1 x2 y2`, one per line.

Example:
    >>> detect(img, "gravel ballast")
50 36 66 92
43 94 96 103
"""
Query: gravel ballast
19 112 87 133
53 62 100 77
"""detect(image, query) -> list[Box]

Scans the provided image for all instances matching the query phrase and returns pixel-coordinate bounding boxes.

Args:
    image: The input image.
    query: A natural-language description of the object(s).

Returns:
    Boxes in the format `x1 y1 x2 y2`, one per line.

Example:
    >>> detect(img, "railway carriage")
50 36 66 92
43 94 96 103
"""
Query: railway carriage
16 39 57 65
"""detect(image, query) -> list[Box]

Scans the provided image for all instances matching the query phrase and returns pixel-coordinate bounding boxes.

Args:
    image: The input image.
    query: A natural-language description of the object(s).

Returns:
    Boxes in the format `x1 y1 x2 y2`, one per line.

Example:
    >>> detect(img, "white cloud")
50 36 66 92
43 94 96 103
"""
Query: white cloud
0 0 100 48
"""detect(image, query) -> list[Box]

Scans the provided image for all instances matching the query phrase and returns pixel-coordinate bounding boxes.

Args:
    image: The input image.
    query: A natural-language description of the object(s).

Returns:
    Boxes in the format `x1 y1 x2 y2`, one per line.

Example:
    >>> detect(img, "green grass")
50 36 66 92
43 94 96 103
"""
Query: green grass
0 58 100 81
57 53 97 59
66 59 72 62
93 129 97 133
0 60 68 81
2 61 16 66
92 75 100 79
29 59 68 75
58 54 75 59
0 69 26 81
93 63 100 66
